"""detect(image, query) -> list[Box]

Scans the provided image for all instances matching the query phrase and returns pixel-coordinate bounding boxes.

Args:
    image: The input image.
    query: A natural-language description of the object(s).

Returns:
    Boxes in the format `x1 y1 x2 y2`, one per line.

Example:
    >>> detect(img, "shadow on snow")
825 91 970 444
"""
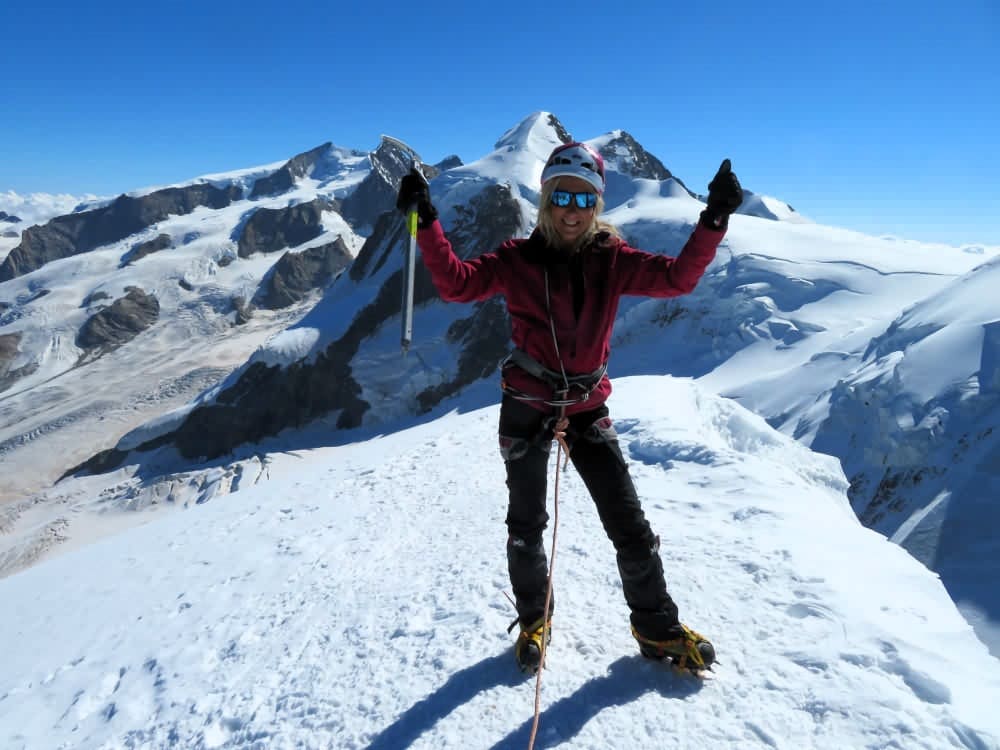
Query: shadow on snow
364 652 702 750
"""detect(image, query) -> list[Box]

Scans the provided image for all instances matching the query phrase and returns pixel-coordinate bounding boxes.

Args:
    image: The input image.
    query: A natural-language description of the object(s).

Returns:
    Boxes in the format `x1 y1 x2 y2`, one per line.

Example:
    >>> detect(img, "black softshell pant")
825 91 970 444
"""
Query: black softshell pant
499 395 680 640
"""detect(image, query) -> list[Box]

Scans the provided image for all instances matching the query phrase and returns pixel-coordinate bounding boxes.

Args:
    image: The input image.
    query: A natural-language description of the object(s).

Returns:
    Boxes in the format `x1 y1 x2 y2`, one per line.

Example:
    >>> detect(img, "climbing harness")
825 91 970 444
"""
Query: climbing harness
500 348 606 407
500 268 607 407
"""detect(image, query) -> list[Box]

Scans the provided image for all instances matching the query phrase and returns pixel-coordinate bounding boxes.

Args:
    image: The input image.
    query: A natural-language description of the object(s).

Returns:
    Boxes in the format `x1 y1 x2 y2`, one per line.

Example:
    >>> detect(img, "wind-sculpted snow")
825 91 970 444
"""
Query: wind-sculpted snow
1 378 997 749
811 257 1000 652
736 189 810 223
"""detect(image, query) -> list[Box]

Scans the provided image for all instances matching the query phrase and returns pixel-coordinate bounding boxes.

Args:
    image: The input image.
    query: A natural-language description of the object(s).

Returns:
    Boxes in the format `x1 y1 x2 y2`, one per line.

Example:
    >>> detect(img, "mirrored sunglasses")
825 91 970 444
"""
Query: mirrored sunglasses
550 190 598 209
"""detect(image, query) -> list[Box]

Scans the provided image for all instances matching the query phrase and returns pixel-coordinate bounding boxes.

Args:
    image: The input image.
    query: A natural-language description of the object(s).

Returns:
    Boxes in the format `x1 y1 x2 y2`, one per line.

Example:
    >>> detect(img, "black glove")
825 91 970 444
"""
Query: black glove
396 167 438 229
700 158 743 230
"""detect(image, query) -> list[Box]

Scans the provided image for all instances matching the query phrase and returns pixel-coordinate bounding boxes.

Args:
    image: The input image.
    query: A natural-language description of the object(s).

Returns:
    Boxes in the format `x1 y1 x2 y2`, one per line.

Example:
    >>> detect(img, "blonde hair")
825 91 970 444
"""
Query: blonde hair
537 179 620 251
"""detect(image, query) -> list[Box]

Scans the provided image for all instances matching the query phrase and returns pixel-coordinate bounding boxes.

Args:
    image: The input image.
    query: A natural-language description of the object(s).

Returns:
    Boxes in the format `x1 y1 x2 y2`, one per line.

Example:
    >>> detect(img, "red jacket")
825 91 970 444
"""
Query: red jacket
416 220 724 414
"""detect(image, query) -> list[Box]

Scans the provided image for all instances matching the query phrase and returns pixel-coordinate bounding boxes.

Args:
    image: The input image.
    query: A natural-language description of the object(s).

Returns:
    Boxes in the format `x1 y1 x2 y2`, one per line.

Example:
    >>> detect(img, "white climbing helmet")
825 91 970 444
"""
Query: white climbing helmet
540 142 606 195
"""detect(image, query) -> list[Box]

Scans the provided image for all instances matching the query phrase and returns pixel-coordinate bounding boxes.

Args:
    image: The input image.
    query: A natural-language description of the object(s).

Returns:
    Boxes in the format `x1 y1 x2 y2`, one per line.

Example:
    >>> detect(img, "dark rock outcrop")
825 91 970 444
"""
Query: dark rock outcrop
0 332 19 374
120 233 172 267
81 290 112 307
0 184 242 281
0 331 38 393
0 211 21 223
348 211 405 283
232 296 254 325
530 113 571 145
416 296 510 412
76 287 160 358
255 238 353 309
249 143 332 199
69 336 368 473
236 198 334 258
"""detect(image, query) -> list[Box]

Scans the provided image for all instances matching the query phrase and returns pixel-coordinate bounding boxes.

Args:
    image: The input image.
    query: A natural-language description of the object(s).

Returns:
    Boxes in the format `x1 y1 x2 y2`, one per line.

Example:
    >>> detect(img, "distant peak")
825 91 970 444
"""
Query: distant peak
376 135 419 161
372 136 422 180
434 155 463 172
285 142 335 179
493 112 571 156
590 130 674 182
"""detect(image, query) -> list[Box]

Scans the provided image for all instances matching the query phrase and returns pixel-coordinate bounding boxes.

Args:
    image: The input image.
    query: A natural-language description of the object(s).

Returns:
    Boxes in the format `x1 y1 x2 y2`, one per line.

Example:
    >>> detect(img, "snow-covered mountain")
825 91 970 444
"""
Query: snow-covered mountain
0 137 455 502
2 110 999 666
2 378 998 749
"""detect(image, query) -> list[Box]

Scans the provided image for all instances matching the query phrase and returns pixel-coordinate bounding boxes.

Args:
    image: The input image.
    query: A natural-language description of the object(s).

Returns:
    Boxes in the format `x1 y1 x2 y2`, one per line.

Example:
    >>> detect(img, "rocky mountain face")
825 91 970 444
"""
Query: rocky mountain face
255 238 354 310
0 184 242 281
340 139 432 229
0 331 33 392
120 233 172 267
248 142 335 199
236 198 336 258
76 287 161 360
597 130 689 189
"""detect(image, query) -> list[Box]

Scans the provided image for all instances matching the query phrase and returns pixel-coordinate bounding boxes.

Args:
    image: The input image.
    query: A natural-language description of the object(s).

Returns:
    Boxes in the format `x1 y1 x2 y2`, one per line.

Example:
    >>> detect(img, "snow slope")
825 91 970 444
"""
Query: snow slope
1 377 997 749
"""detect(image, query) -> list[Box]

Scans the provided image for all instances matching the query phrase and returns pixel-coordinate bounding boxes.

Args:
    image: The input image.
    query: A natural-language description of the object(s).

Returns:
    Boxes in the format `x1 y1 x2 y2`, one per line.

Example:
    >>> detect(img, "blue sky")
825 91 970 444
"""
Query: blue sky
2 0 997 245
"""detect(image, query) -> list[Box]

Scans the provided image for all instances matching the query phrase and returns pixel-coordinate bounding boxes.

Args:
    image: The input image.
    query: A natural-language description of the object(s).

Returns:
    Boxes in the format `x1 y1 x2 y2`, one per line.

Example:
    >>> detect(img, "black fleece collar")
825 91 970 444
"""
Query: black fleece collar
521 229 612 266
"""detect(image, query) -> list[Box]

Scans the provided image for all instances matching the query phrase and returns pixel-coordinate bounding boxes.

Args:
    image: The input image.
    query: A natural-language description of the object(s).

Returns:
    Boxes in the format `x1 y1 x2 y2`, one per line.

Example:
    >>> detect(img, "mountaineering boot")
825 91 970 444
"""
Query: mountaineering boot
514 617 552 675
632 623 716 672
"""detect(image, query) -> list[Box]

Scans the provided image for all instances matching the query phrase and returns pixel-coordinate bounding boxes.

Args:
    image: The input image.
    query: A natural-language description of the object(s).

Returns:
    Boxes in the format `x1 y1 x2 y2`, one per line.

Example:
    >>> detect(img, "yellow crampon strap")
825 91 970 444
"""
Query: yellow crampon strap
515 618 550 661
631 624 709 670
407 209 418 238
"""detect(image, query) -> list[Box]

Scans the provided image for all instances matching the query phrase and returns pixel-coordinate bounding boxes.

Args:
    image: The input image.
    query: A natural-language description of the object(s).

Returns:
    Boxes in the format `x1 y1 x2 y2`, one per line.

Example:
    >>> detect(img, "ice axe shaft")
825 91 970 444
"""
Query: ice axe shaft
380 135 424 356
401 210 417 356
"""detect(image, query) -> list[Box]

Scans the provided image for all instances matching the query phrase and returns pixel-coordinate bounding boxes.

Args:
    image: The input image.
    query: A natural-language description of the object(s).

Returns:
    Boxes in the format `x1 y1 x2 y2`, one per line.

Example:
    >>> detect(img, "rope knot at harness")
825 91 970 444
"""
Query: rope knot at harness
551 413 570 469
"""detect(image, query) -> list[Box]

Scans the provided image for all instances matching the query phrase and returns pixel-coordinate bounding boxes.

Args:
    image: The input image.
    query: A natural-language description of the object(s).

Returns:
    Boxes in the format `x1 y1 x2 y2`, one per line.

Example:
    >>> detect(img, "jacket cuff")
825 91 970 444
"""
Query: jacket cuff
416 219 444 240
698 209 729 233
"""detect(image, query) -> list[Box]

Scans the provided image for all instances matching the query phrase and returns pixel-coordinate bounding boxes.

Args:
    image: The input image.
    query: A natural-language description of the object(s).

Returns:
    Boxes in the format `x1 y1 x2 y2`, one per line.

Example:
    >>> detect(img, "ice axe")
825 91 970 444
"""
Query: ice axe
381 134 425 356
